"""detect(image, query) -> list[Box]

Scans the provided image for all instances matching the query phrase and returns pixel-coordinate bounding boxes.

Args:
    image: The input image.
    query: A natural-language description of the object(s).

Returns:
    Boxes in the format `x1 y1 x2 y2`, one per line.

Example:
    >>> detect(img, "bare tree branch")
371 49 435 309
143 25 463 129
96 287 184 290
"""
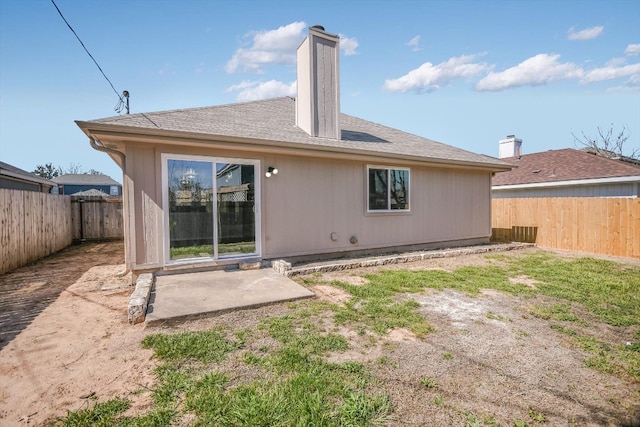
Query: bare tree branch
573 124 638 160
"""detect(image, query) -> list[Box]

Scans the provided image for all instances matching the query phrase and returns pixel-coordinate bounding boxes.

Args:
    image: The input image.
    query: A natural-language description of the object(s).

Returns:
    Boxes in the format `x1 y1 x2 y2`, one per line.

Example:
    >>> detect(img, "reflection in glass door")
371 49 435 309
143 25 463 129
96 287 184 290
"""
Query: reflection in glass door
216 163 255 257
165 156 258 263
167 160 214 260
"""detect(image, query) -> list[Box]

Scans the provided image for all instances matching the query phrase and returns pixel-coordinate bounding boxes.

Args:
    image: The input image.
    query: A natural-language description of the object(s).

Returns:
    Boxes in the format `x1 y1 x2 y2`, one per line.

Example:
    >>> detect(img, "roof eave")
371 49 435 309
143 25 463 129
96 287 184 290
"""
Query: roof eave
0 169 55 187
76 121 513 172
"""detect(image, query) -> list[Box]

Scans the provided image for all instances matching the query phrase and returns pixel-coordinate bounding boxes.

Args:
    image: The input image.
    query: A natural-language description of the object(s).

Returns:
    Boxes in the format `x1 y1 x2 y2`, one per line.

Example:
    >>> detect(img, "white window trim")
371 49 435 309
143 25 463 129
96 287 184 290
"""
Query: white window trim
366 165 411 213
161 153 261 266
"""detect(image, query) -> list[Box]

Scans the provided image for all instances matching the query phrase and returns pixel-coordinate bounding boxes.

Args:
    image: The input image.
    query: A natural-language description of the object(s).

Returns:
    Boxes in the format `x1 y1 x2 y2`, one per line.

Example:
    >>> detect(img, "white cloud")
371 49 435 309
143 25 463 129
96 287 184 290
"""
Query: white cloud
606 73 640 93
225 22 307 74
567 25 604 40
581 63 640 84
475 54 582 91
407 35 421 51
383 54 490 93
625 43 640 56
225 80 296 102
339 34 359 55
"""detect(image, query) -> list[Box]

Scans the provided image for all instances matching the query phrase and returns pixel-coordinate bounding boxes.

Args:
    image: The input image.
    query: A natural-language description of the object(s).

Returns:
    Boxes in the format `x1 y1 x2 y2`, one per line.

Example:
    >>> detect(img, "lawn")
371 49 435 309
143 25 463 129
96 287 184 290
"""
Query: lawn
52 249 640 427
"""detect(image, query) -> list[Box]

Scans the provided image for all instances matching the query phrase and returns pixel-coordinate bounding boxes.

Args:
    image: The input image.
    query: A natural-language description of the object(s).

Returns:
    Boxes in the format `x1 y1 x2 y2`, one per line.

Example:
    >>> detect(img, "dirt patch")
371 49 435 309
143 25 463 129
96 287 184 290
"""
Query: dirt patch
309 284 352 305
0 242 156 426
509 275 540 288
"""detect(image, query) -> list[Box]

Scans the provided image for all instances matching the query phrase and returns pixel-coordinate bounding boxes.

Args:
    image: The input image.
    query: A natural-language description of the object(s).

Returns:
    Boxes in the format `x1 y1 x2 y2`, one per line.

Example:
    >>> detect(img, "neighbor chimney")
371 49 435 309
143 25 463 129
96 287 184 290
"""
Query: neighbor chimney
498 134 522 158
296 25 340 139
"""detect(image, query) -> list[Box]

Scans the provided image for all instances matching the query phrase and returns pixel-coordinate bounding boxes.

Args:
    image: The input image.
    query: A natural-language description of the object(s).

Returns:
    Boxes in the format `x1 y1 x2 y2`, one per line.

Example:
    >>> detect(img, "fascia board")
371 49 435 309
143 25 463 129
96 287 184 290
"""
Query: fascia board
492 175 640 190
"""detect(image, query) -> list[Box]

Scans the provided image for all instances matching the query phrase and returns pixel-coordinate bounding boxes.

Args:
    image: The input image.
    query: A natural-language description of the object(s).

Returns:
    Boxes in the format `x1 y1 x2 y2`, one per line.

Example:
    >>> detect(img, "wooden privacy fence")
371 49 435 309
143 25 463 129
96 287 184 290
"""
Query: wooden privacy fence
492 197 640 258
71 196 124 241
0 189 73 275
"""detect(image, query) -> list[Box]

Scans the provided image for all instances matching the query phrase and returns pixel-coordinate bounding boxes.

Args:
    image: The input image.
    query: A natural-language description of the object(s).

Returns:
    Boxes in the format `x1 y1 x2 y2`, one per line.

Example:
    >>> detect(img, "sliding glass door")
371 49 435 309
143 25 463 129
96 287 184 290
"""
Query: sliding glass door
164 155 259 263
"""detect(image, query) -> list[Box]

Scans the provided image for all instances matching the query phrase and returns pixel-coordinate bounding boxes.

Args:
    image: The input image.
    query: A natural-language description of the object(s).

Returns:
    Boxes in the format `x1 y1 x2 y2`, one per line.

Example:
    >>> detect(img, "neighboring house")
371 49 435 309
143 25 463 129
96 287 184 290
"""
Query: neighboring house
52 173 122 196
492 136 640 198
0 161 55 193
75 25 512 277
491 136 639 258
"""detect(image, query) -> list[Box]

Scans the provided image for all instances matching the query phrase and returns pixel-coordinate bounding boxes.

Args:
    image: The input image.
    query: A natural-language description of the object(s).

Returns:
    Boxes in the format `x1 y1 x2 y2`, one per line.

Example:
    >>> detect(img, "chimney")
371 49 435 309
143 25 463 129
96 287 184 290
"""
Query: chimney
296 25 340 139
498 134 522 158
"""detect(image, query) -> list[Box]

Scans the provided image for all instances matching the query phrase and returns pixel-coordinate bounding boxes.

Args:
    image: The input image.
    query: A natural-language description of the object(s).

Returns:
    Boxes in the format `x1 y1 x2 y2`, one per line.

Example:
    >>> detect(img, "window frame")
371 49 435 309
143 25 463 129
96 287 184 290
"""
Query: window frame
366 165 411 213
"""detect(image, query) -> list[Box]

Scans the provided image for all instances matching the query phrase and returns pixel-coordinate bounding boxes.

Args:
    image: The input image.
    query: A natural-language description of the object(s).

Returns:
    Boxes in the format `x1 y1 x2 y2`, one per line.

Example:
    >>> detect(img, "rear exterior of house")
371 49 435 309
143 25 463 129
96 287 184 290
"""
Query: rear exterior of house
76 26 511 278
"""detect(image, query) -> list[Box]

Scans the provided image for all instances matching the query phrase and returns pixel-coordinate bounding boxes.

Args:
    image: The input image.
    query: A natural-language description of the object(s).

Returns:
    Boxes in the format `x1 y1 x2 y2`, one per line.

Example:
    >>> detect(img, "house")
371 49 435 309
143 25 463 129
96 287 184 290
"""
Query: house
52 173 122 196
492 135 640 198
75 25 512 278
0 161 55 193
491 135 640 258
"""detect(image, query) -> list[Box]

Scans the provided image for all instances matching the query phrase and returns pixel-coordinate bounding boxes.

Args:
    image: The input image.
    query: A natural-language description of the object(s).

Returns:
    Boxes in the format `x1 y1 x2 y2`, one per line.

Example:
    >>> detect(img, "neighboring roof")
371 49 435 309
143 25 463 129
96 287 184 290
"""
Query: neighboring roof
0 161 55 187
492 148 640 187
70 189 111 197
52 174 121 186
76 97 511 171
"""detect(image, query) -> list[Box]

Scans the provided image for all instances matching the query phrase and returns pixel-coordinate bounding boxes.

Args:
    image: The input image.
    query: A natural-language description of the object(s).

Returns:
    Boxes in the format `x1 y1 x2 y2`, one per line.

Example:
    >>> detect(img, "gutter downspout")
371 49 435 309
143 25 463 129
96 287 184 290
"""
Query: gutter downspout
89 138 130 278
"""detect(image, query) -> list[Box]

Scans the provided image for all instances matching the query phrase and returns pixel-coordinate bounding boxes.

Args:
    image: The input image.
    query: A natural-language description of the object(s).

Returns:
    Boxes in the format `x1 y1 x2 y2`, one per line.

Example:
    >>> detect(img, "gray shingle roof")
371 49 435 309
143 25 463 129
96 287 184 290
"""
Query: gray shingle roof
0 161 54 186
52 174 121 186
79 97 510 170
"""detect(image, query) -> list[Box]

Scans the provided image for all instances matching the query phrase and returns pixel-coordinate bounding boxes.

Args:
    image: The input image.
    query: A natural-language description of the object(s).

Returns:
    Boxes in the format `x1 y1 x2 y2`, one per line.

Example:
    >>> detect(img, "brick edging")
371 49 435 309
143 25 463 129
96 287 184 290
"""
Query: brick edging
274 243 534 277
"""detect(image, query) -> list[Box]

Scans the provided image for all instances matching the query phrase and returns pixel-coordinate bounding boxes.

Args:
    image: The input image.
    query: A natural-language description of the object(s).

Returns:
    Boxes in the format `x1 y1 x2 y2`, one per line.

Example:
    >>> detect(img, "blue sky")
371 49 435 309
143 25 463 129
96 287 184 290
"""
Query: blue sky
1 0 639 183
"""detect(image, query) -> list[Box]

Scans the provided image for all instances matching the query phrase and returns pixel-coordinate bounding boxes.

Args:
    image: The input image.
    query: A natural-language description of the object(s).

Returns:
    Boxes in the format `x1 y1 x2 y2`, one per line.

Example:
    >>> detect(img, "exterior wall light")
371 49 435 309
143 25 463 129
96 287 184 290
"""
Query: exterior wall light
265 167 278 178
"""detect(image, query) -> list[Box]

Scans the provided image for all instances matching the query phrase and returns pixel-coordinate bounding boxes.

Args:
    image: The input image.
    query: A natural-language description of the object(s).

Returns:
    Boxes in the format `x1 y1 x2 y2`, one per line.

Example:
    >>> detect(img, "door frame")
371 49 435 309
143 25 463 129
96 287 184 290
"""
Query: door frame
161 153 261 266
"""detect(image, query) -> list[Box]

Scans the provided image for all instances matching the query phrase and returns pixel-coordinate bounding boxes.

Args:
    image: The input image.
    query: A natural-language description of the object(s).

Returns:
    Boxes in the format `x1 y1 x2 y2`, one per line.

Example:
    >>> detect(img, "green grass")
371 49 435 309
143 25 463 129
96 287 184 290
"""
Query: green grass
528 302 581 322
56 307 392 426
508 253 640 327
51 398 130 427
169 241 256 259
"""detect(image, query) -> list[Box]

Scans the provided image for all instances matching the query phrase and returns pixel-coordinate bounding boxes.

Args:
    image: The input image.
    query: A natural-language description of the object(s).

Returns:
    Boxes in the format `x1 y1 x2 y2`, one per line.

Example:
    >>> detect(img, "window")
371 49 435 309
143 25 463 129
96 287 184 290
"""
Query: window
367 166 409 212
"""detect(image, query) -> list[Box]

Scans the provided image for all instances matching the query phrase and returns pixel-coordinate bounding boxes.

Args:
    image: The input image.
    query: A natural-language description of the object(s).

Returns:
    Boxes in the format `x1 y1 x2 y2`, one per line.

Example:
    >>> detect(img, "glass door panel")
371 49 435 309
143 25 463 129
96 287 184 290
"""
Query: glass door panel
216 163 256 257
167 160 214 260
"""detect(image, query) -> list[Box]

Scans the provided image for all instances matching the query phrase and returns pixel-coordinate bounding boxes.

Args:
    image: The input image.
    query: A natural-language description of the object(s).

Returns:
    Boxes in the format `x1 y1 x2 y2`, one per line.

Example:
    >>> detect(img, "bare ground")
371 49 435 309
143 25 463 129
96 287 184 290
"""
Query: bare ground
0 242 638 426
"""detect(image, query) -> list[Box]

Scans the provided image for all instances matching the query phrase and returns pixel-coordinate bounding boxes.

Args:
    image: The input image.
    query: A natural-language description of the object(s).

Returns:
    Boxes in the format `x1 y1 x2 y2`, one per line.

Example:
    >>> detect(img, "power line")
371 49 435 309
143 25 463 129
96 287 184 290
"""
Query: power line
50 0 160 128
50 0 125 109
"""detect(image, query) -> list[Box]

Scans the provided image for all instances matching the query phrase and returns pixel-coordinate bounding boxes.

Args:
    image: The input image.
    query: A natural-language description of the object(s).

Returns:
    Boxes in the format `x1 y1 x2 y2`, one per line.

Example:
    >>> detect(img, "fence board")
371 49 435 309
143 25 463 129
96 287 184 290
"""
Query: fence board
70 197 123 241
0 189 73 275
492 197 640 259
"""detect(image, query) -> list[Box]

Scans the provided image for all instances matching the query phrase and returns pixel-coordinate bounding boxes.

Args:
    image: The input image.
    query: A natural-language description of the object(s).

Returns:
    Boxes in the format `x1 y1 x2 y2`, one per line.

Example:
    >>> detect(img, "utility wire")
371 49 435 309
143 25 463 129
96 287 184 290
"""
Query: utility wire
50 0 160 127
50 0 124 105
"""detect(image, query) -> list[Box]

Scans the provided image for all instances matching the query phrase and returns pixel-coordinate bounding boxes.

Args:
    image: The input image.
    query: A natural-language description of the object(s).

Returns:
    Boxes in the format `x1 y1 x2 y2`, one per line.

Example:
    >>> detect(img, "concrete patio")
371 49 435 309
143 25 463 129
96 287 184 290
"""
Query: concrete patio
145 268 314 325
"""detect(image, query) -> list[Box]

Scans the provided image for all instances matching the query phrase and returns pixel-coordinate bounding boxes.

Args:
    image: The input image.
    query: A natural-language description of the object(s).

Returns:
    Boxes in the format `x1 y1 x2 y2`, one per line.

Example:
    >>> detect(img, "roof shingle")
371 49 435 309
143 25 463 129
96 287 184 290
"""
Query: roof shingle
79 97 509 170
52 174 121 186
492 148 640 186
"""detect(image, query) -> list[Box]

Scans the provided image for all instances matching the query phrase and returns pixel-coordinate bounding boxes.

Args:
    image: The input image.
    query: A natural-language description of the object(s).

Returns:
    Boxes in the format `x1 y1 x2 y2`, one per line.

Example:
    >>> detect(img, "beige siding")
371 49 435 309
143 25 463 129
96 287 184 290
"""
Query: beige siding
121 144 492 270
263 155 491 258
125 145 163 268
296 37 311 135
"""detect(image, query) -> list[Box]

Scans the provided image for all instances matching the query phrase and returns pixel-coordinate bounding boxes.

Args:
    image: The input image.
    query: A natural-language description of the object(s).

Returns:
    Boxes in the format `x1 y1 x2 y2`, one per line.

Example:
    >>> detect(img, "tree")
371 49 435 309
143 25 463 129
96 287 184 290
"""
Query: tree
87 169 104 175
573 124 639 160
65 162 83 174
32 163 62 180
